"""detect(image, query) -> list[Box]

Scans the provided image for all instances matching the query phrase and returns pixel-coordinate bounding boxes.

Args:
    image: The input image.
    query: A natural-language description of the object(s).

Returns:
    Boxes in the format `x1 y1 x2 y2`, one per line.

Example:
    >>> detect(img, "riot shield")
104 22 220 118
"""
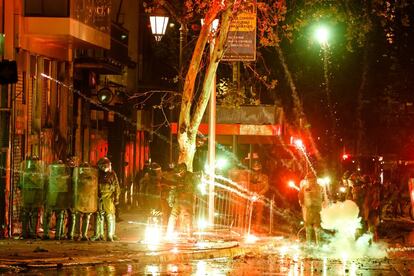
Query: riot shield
73 166 98 213
20 159 46 208
46 163 71 209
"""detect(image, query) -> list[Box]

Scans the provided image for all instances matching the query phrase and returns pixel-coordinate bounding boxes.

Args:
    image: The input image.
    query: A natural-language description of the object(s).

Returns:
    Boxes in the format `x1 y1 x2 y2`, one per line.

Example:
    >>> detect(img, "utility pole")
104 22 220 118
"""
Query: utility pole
170 23 187 165
207 25 218 227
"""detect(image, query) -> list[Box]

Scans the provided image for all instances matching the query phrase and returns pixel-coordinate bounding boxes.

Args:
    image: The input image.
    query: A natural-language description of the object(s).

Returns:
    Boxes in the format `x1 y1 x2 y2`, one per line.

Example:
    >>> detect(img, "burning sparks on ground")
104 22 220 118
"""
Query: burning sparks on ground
144 223 162 246
244 234 259 244
197 218 209 230
288 180 300 191
145 265 159 275
165 231 179 242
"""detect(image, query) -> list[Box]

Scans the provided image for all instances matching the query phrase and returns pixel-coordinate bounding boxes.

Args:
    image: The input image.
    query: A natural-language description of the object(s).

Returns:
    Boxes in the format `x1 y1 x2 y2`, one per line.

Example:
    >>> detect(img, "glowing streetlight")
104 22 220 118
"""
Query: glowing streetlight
149 7 169 42
197 218 209 230
314 25 330 46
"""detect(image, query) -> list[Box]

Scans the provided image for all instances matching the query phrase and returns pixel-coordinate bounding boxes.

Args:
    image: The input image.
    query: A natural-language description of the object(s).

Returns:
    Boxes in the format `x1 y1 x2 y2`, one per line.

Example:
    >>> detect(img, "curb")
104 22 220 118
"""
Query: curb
0 242 252 271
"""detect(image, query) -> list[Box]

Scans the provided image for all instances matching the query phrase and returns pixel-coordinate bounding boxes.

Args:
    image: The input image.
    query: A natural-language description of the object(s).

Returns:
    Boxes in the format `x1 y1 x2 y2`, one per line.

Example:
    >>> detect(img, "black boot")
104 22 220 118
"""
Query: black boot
42 210 51 240
106 214 116 242
80 213 91 241
21 208 29 239
68 212 79 240
55 210 65 240
90 212 104 241
28 209 39 239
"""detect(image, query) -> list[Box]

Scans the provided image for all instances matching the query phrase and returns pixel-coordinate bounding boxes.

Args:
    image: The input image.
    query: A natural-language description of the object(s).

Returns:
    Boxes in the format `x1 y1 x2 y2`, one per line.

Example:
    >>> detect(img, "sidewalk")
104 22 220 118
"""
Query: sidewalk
1 210 412 272
0 209 285 272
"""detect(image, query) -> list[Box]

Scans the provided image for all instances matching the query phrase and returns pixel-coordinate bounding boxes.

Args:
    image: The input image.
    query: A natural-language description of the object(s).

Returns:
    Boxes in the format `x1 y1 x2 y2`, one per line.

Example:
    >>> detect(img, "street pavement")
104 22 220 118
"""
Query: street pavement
0 208 265 273
1 208 414 274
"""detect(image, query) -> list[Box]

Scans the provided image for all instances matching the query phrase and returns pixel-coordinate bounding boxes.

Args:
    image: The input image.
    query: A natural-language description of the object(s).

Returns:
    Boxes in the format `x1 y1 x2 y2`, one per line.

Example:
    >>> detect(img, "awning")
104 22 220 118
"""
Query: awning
171 123 284 144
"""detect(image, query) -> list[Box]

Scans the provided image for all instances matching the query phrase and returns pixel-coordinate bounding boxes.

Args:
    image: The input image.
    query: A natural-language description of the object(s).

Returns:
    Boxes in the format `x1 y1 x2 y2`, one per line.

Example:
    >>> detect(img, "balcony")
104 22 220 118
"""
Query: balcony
22 0 111 60
74 23 131 75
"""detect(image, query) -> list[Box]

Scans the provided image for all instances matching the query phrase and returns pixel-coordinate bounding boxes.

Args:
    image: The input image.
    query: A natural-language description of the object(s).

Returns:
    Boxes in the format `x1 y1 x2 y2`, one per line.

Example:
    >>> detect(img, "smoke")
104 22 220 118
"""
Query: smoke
319 200 387 259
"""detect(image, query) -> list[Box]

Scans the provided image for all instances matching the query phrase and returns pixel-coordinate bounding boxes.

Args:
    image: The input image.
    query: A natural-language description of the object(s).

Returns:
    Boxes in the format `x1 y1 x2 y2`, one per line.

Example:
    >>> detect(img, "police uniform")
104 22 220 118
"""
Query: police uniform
166 163 195 237
43 161 71 239
69 163 99 241
298 174 325 245
249 162 269 231
19 156 46 239
91 157 120 242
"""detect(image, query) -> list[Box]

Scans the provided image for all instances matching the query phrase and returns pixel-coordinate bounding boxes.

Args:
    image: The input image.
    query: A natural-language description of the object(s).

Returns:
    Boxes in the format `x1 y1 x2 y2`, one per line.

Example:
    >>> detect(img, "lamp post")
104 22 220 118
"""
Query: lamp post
202 18 219 226
314 24 338 171
149 7 188 165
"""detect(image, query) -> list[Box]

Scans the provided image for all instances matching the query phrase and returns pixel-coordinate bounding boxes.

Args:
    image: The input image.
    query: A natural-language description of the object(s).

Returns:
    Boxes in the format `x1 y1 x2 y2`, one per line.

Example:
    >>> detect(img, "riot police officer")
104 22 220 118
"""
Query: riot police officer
69 162 99 241
65 156 77 240
298 173 327 246
139 162 162 214
19 156 46 239
160 166 178 227
91 157 120 242
166 163 195 238
354 174 371 235
249 160 269 232
43 160 71 240
350 173 368 230
363 177 381 241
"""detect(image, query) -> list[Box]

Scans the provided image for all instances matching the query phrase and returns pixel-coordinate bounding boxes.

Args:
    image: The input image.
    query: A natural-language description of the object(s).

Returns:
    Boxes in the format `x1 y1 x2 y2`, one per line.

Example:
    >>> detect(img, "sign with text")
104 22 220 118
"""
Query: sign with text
222 1 257 61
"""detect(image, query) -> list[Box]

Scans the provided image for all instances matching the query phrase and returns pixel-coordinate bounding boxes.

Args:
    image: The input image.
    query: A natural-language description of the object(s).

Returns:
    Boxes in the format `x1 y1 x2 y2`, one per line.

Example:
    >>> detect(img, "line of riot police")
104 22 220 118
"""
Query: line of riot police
138 162 201 238
19 156 120 241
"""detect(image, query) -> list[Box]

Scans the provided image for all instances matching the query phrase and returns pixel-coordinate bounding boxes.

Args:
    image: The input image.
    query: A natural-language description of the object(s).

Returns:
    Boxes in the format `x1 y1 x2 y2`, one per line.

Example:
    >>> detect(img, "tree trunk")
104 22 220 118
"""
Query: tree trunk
177 1 230 171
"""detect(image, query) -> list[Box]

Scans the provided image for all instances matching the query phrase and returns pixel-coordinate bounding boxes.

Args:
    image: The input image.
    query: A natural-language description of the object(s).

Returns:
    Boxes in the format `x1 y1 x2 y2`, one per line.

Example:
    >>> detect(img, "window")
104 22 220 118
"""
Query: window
24 0 70 17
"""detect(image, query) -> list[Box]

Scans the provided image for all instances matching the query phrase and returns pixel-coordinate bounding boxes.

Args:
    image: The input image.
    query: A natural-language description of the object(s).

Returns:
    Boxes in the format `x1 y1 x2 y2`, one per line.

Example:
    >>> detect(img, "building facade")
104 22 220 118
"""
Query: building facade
0 0 150 237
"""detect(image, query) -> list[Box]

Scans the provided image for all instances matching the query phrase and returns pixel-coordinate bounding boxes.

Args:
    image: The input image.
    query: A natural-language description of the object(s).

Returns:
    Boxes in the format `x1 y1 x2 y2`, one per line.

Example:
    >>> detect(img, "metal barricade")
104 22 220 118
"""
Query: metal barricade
193 173 274 236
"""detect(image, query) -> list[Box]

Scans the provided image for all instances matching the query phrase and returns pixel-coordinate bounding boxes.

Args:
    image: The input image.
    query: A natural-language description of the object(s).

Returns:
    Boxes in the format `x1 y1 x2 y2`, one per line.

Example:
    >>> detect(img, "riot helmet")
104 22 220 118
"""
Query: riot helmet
149 162 162 177
26 156 40 171
342 170 351 180
251 160 262 172
66 156 77 168
97 157 111 172
151 162 161 171
174 163 187 176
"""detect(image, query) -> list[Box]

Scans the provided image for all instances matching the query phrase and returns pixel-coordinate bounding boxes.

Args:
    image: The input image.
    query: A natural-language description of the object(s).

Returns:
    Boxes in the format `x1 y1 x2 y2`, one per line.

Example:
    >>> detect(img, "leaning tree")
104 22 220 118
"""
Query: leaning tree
146 0 412 171
146 0 287 171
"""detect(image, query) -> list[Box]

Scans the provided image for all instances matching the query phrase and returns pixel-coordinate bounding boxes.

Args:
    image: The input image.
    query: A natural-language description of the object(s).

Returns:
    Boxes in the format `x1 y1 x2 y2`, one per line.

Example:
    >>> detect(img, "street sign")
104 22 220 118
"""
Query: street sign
222 0 257 61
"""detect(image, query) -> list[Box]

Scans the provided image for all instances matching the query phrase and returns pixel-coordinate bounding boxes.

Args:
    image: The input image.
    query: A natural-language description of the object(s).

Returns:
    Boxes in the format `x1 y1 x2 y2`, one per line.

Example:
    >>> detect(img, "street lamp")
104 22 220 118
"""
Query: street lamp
314 25 330 46
314 24 340 173
150 5 188 164
149 7 169 42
